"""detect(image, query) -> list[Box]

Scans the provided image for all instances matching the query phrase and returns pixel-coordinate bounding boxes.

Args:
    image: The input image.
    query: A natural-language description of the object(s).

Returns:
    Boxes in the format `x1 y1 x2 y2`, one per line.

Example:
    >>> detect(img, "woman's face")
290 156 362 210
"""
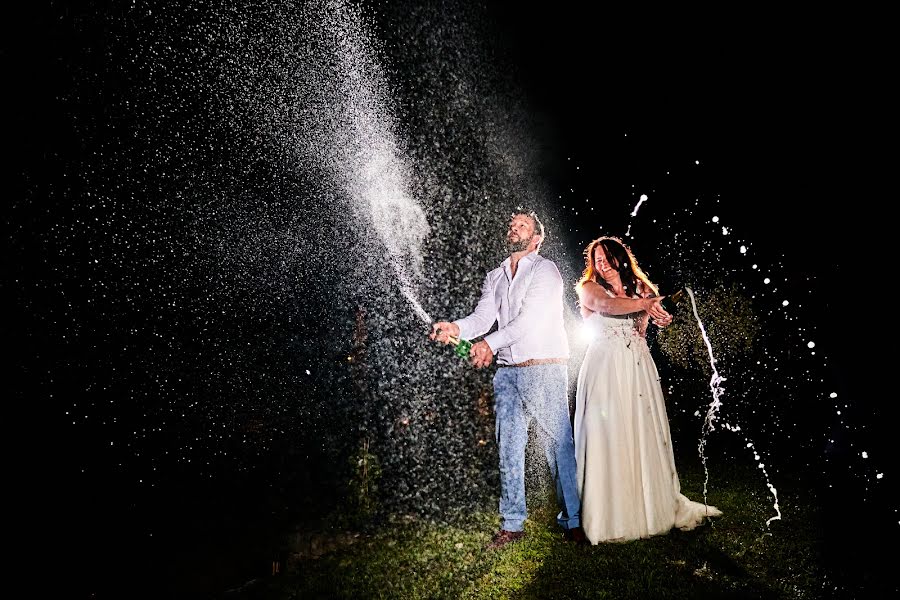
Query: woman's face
593 245 617 282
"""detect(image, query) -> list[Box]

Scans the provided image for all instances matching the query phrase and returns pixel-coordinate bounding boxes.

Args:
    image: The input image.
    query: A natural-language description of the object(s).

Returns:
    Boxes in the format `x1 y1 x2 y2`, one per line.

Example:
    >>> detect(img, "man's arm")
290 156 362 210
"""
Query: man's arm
452 272 499 340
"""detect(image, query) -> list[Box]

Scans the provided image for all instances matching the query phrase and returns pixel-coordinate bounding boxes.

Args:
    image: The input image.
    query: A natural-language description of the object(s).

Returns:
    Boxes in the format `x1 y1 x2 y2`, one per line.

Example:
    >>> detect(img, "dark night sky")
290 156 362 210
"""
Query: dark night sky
497 9 893 244
477 7 895 405
8 2 898 596
14 7 893 321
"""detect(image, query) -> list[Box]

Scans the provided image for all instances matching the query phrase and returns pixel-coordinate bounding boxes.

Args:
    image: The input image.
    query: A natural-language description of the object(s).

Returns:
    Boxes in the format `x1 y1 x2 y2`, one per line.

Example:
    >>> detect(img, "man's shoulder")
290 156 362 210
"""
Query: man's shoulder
531 254 562 274
531 254 557 266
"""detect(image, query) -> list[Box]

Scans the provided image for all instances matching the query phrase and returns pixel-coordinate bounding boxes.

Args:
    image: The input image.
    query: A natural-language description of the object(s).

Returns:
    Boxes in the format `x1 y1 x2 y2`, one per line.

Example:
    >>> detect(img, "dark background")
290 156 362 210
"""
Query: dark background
8 2 896 597
491 5 896 447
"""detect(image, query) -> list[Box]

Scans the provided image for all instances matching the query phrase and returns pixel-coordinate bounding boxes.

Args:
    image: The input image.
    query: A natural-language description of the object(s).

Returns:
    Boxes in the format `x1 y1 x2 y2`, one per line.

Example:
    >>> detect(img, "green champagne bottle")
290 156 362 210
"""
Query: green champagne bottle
448 335 473 359
661 288 686 314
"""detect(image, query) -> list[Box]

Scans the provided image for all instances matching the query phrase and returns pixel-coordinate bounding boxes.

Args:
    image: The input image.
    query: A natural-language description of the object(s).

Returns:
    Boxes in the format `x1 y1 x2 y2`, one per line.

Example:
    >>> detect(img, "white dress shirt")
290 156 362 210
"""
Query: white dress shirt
454 252 570 365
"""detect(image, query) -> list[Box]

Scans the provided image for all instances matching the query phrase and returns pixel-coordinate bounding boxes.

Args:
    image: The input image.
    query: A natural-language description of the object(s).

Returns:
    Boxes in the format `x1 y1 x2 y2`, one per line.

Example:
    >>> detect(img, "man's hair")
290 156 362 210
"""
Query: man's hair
513 208 546 250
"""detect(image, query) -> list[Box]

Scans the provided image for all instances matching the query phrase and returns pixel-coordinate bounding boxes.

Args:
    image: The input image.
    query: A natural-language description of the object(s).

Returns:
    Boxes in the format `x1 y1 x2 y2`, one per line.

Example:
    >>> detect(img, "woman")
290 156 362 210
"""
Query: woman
574 236 721 544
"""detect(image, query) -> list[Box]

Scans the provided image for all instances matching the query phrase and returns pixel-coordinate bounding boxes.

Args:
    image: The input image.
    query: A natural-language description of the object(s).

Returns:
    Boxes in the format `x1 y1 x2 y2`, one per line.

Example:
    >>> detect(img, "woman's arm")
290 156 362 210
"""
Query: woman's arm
577 280 668 320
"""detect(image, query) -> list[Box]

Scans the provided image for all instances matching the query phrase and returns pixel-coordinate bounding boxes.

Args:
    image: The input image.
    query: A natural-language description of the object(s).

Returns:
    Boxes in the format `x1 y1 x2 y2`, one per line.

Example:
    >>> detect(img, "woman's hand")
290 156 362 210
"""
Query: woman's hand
643 297 669 322
652 312 673 328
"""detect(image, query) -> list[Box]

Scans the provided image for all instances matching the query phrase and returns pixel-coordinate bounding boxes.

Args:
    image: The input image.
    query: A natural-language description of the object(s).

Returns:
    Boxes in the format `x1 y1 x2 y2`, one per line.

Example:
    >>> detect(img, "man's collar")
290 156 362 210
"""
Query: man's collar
507 250 539 264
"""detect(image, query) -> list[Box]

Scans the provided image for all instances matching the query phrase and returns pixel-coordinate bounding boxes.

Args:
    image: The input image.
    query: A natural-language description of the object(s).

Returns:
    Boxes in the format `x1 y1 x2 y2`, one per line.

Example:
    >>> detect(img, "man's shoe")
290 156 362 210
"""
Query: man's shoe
563 526 587 544
486 529 525 550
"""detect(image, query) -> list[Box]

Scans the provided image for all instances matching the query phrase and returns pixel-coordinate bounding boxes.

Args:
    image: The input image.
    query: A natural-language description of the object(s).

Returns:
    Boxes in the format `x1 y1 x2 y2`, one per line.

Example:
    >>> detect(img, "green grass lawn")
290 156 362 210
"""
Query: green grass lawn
226 462 891 600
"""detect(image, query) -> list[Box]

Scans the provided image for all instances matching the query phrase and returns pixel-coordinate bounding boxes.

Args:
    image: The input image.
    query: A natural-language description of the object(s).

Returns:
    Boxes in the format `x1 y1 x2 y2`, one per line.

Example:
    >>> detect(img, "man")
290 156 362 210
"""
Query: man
430 210 585 549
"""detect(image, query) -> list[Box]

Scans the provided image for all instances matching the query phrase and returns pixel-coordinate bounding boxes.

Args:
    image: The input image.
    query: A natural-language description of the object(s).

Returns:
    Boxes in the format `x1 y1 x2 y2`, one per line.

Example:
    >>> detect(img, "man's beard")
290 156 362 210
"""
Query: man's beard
507 235 533 252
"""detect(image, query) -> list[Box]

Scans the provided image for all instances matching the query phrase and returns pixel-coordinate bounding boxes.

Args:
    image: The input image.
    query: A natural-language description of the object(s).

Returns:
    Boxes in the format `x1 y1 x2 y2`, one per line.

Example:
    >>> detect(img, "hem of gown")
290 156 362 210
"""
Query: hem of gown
585 502 722 544
586 522 703 545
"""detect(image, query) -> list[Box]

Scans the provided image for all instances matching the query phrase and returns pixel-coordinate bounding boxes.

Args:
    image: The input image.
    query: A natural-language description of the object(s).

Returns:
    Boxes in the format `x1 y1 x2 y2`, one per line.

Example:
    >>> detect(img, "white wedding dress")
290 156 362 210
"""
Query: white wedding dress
574 305 721 544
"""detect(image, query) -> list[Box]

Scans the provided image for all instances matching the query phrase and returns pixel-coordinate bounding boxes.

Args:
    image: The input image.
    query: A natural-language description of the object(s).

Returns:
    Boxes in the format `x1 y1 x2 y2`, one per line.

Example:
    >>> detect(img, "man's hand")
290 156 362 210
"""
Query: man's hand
470 340 495 369
430 321 460 344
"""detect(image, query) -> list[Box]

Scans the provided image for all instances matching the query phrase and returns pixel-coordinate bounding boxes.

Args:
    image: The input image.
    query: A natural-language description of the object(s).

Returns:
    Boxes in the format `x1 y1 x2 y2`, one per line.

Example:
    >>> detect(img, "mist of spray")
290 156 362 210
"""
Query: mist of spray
262 1 433 323
686 287 781 526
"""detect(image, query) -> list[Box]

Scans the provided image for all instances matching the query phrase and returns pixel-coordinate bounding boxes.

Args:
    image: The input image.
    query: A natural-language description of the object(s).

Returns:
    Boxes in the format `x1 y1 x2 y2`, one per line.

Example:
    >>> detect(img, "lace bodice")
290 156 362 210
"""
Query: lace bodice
581 284 650 341
583 309 648 344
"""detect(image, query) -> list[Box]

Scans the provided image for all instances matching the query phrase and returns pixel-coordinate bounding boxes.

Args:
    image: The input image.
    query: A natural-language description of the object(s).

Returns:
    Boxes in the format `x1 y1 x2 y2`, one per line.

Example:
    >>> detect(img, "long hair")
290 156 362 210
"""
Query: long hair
576 236 659 298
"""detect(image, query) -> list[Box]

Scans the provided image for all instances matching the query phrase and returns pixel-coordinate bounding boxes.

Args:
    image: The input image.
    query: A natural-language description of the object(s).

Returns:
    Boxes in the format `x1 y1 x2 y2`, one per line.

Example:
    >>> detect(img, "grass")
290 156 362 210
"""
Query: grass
225 461 891 600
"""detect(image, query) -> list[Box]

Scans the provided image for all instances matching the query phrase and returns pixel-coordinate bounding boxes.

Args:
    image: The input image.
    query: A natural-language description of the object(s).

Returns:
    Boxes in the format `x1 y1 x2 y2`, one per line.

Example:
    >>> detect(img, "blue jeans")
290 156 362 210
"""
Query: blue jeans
492 364 581 532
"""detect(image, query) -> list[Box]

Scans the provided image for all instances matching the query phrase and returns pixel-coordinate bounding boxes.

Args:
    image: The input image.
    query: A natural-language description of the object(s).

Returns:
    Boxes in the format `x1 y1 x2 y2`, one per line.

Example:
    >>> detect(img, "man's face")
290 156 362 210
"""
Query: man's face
506 214 538 252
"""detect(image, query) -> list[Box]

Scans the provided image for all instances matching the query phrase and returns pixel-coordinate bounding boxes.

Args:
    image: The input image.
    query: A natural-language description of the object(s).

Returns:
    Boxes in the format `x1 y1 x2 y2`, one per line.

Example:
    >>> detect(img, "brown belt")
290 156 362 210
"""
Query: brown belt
500 358 567 368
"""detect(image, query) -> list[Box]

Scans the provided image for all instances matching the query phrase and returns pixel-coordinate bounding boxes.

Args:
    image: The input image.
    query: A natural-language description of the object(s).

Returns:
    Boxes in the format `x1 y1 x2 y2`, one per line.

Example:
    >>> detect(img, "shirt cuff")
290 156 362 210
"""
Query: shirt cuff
484 330 508 353
452 319 470 340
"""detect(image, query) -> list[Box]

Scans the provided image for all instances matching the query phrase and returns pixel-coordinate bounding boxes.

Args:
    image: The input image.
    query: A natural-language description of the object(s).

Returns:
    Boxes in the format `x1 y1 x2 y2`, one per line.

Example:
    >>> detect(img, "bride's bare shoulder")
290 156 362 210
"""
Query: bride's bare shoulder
576 280 601 297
